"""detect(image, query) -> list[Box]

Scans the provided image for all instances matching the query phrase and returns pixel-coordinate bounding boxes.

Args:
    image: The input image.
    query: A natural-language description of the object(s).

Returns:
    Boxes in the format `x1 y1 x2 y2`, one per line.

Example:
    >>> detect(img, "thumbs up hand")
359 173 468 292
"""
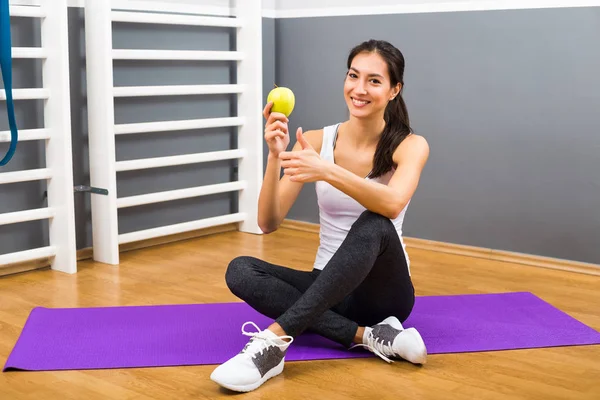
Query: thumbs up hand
279 127 329 183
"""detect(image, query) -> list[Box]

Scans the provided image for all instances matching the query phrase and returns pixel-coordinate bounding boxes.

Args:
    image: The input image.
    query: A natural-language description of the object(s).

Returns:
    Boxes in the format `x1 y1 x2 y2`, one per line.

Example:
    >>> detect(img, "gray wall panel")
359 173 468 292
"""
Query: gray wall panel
275 7 600 264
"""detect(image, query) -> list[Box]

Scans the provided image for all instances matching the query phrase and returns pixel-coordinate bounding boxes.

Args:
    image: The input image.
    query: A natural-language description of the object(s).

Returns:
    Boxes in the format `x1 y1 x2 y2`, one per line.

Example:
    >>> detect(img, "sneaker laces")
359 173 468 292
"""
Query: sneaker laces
240 321 293 359
349 329 397 363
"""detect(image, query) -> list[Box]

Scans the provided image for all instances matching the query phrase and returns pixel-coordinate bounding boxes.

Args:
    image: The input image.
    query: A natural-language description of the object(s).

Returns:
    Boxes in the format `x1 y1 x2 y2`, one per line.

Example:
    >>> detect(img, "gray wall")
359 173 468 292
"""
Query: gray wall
262 18 277 168
276 7 600 265
1 10 277 255
2 7 599 266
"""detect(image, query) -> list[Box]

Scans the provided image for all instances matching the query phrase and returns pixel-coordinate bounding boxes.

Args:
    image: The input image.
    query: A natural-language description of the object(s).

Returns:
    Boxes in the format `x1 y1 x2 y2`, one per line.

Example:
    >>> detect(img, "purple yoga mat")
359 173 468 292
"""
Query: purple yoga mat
3 292 600 371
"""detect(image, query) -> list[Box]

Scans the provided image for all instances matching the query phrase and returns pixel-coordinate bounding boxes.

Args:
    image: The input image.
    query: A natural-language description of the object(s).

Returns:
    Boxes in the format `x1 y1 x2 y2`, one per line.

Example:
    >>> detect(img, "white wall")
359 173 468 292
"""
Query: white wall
10 0 277 14
10 0 597 17
275 0 600 17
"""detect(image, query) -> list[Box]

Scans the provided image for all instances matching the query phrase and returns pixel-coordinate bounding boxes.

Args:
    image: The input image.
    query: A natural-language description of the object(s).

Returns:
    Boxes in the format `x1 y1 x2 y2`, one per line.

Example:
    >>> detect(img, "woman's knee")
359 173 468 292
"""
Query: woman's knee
353 210 395 235
225 256 254 294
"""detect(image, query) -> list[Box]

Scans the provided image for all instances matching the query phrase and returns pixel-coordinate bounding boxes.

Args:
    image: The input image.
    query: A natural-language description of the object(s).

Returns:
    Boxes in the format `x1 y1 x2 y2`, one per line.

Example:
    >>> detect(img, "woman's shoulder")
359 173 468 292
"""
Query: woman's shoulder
392 133 430 164
402 133 429 148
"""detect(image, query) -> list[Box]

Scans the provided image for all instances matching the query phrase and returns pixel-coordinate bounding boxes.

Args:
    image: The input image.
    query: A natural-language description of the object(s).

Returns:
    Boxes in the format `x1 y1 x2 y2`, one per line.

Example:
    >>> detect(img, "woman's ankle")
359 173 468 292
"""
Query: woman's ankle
267 322 292 342
354 327 366 344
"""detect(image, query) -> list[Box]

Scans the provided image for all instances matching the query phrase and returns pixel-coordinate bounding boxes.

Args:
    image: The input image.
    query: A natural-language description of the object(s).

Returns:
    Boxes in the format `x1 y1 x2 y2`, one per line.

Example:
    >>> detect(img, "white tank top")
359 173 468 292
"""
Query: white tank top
313 123 411 274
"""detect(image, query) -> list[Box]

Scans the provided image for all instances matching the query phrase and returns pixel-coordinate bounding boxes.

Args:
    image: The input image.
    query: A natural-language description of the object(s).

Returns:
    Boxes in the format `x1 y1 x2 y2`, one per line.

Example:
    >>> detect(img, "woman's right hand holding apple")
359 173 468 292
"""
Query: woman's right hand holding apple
263 102 290 158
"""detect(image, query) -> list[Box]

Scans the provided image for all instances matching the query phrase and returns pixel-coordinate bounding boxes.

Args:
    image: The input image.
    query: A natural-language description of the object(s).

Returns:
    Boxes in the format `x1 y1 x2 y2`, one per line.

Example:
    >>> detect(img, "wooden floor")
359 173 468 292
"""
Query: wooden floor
1 228 599 399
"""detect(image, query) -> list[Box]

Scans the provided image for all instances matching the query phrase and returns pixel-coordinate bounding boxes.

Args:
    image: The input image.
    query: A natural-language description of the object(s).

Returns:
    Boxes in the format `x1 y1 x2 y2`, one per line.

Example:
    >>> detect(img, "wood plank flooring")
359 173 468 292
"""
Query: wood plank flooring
1 228 599 399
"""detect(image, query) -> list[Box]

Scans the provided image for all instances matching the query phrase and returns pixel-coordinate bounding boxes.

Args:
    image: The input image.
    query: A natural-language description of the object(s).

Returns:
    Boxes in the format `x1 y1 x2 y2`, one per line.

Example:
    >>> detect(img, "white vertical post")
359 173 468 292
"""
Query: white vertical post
235 0 263 234
84 0 120 264
40 0 77 273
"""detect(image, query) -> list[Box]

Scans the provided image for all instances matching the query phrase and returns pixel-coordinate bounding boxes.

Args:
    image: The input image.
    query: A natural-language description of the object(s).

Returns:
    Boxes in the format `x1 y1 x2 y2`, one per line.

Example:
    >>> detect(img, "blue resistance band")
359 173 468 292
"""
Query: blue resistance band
0 0 18 166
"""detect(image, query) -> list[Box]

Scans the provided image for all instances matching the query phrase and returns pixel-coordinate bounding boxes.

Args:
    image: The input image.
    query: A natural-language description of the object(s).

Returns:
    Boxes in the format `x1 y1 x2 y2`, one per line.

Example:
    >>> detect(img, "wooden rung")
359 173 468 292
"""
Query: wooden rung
116 181 247 208
118 213 247 244
11 47 48 59
0 246 56 267
113 84 245 97
0 88 50 100
9 5 46 18
112 49 244 61
0 168 52 185
111 11 242 28
115 149 246 172
0 208 54 226
0 129 51 143
114 116 244 135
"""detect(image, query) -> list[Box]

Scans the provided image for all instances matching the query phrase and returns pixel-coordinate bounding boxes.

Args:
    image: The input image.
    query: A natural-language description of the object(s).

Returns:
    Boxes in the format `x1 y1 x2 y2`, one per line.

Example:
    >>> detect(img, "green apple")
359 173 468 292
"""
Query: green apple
267 86 295 117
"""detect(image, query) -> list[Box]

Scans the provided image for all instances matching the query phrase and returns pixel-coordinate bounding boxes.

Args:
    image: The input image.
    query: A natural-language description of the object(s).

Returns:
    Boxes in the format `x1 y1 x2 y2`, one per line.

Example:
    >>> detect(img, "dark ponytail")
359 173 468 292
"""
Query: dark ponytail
347 39 413 178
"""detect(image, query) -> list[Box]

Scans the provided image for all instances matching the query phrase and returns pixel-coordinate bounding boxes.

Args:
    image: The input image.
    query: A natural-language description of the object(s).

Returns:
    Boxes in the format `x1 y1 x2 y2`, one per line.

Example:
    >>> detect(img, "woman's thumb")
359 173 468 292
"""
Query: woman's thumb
297 127 311 149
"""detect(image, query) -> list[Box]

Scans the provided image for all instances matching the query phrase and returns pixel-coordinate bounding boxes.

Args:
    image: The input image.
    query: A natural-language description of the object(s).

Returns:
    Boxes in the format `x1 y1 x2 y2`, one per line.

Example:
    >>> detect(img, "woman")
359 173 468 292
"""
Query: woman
211 39 430 392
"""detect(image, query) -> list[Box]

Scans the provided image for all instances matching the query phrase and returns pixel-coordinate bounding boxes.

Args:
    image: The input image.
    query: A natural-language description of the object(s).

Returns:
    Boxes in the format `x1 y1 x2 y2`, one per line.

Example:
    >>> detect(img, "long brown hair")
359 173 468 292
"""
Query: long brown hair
347 39 413 178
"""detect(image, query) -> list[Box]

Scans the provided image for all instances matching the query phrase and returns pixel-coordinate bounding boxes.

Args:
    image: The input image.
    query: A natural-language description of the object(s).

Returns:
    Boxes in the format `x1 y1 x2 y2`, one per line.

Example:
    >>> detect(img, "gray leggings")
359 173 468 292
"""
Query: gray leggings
225 211 415 348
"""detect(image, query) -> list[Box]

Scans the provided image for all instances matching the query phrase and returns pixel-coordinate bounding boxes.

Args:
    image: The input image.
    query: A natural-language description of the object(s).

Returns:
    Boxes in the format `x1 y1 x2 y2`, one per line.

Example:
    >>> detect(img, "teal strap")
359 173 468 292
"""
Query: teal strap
0 0 18 166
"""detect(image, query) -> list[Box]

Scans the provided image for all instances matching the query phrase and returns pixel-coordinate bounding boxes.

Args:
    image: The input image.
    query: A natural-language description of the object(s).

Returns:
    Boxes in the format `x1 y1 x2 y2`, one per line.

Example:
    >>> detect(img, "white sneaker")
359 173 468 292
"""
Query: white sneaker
351 316 427 364
210 321 293 392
